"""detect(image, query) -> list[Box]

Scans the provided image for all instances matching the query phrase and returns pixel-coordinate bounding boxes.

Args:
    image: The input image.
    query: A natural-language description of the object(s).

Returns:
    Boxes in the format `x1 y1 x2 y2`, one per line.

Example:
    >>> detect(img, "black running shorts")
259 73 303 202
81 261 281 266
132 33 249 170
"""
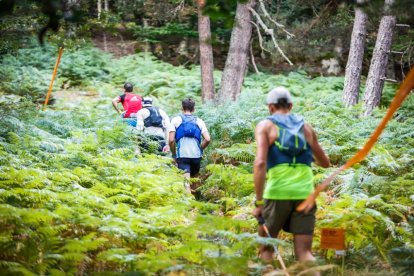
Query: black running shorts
262 199 316 236
176 158 201 177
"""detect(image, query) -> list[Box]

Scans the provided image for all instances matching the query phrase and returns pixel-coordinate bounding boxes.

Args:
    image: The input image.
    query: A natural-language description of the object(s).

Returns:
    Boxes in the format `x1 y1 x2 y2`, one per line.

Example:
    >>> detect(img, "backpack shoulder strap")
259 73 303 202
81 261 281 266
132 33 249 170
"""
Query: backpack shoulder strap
267 116 278 126
180 114 186 122
267 114 305 132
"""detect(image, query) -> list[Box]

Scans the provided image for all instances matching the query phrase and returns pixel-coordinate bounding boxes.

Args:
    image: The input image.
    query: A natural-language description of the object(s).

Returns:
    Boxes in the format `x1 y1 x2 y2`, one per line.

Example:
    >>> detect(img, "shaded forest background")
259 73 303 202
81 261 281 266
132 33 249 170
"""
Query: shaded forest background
1 0 413 78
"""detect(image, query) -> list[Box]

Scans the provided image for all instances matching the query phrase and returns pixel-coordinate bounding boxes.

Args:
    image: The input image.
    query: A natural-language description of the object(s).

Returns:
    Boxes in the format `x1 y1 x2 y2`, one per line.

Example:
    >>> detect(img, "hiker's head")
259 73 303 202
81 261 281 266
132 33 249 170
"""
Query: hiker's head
124 82 133 92
182 98 195 112
143 97 153 107
266 87 293 113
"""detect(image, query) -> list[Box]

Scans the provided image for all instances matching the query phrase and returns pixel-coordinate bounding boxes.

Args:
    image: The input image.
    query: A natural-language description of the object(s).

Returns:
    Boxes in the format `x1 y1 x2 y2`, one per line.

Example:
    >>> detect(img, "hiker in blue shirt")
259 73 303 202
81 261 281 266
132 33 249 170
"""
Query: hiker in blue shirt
169 98 211 192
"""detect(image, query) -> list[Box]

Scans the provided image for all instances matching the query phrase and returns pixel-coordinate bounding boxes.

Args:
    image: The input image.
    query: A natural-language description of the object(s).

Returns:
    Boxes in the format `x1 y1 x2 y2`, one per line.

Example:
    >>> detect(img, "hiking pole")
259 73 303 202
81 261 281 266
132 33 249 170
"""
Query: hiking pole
258 216 289 276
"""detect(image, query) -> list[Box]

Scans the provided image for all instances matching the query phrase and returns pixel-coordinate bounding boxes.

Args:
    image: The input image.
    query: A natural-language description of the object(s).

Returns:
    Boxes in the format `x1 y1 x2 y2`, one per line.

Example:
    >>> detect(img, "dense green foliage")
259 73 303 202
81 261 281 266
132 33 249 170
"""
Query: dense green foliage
0 44 413 274
2 0 414 76
0 43 111 101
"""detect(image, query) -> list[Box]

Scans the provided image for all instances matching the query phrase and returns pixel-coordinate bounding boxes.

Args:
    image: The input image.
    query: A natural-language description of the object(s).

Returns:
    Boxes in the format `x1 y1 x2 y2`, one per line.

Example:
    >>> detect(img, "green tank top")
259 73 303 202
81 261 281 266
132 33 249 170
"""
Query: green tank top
264 164 314 200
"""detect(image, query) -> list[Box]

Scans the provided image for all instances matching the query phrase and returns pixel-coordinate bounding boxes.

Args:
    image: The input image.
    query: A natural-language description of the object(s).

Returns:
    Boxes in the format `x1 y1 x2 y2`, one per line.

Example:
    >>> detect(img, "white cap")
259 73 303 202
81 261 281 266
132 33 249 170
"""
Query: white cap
266 87 293 105
142 97 153 107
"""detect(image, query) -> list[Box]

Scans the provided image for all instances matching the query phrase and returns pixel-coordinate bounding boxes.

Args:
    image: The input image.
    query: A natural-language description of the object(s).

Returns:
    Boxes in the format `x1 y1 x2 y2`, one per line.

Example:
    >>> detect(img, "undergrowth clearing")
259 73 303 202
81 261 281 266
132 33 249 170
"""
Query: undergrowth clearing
0 44 413 275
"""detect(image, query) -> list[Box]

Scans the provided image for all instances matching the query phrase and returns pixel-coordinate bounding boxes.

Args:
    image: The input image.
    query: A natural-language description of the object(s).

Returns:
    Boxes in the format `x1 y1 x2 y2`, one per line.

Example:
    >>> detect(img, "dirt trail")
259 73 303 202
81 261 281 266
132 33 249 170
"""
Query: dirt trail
51 90 100 108
92 33 137 58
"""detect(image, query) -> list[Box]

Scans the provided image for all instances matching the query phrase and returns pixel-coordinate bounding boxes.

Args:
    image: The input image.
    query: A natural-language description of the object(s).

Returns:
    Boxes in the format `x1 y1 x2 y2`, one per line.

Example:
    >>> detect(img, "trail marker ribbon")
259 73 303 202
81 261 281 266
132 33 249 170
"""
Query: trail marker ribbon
43 47 64 111
297 67 414 212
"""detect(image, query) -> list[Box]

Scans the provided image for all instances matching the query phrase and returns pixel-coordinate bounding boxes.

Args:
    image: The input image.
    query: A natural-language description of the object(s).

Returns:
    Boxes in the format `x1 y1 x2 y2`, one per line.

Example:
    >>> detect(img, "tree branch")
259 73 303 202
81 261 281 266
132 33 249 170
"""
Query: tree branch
171 0 185 18
250 40 260 74
258 0 295 38
251 20 272 56
249 7 293 65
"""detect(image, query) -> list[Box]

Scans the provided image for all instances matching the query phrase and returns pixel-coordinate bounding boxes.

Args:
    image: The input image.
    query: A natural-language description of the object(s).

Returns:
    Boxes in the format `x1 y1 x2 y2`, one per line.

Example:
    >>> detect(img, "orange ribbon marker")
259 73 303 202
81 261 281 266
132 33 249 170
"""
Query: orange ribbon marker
297 67 414 213
43 47 64 111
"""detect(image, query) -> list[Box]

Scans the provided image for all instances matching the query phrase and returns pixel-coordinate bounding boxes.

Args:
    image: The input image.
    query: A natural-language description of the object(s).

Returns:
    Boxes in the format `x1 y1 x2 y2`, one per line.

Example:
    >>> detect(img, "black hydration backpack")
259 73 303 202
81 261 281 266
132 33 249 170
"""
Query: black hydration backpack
144 107 163 128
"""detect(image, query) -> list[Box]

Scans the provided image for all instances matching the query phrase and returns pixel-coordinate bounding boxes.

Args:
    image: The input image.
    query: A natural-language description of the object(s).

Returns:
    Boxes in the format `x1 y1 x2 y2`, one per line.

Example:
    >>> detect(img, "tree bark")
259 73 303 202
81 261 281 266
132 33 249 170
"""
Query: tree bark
97 0 102 19
198 0 215 102
104 0 108 12
343 6 368 107
363 0 396 116
218 0 256 101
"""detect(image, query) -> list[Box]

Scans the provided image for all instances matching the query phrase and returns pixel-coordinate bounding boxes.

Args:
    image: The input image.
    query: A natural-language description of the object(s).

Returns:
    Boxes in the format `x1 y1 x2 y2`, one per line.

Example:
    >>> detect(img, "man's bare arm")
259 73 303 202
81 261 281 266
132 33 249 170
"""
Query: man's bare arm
305 124 330 168
254 121 270 201
136 111 144 131
169 131 176 156
112 97 121 114
201 132 211 150
162 113 171 142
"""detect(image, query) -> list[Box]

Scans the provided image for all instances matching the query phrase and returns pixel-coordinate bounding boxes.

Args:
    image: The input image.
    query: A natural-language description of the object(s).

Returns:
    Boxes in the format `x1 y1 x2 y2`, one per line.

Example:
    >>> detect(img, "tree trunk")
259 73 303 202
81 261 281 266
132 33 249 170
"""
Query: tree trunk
343 6 368 107
363 0 396 116
198 0 215 102
178 38 189 56
104 0 108 12
97 0 102 19
198 0 214 102
218 0 256 101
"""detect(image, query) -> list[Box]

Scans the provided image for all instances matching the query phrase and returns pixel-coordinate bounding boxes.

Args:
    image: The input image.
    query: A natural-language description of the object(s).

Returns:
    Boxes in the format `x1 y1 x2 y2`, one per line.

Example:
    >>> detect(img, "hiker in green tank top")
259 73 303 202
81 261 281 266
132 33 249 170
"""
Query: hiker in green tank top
252 87 330 264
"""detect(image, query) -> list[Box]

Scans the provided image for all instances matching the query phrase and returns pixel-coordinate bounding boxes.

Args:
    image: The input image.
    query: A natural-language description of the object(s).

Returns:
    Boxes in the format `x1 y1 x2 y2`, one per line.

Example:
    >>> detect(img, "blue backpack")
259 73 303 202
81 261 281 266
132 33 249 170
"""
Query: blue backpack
175 114 202 143
267 114 313 169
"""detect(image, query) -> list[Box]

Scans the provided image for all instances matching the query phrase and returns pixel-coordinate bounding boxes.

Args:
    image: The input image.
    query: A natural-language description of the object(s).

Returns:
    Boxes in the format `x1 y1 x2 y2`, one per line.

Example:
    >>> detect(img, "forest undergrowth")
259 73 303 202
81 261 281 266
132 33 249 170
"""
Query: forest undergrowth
0 43 413 275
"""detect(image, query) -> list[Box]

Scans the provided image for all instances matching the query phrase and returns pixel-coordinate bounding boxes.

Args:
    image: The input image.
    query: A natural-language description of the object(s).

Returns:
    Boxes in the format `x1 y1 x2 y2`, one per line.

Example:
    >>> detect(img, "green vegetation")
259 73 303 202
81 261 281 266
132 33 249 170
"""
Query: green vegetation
0 44 413 275
1 1 413 75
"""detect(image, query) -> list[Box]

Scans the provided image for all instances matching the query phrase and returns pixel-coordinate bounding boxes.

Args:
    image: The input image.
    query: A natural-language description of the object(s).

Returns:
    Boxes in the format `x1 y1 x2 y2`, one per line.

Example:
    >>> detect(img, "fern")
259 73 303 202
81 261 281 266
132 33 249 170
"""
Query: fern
0 42 413 275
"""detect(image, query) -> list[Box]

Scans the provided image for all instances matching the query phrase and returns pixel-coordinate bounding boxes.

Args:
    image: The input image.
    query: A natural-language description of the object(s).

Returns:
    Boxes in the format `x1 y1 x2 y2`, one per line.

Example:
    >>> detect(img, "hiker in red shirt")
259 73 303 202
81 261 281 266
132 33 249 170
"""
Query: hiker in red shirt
112 82 142 127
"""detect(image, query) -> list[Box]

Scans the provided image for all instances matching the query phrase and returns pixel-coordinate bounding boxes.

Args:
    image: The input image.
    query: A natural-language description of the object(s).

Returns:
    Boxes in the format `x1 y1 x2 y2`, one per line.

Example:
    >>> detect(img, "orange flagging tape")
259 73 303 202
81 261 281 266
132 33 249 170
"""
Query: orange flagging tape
43 47 64 111
297 67 414 212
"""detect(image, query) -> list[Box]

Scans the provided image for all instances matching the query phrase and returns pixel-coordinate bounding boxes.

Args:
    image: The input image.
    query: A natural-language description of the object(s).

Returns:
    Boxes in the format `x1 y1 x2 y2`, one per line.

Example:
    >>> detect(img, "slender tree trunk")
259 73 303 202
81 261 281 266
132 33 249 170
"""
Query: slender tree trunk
218 0 256 101
102 0 108 52
104 0 108 11
97 0 102 19
103 33 107 52
178 38 189 56
363 0 396 116
198 0 215 102
343 6 368 107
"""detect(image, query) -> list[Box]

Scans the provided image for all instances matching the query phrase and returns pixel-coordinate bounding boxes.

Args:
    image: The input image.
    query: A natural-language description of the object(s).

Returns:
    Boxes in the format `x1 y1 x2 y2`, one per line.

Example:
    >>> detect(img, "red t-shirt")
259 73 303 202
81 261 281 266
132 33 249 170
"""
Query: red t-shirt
119 93 142 118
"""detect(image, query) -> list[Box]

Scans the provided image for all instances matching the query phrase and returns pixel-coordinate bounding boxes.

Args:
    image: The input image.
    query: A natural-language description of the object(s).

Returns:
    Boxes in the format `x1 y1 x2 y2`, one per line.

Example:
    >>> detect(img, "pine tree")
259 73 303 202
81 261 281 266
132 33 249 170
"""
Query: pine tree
343 4 368 107
218 0 256 101
198 0 215 102
363 0 396 115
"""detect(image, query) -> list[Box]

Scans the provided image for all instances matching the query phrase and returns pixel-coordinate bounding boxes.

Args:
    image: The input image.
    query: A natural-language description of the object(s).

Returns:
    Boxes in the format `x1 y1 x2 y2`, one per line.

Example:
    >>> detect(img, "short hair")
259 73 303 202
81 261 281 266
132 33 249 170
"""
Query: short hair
182 98 195 112
270 98 291 110
124 82 133 92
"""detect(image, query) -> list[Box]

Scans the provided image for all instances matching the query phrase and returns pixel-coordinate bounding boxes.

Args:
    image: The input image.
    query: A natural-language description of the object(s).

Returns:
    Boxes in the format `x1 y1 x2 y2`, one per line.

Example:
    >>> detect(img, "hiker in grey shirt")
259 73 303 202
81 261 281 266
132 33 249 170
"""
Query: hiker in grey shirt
136 97 171 153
